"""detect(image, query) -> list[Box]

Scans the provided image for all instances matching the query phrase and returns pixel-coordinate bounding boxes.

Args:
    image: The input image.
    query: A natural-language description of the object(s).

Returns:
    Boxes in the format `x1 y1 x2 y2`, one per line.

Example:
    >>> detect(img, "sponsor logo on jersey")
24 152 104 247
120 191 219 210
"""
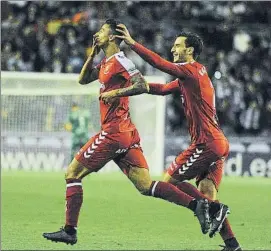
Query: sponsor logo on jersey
115 148 128 154
115 143 140 154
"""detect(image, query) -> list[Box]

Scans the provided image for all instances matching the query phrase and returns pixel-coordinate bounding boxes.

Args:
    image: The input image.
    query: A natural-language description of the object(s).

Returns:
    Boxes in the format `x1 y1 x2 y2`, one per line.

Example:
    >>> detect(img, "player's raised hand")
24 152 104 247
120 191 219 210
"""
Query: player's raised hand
115 24 135 46
90 36 100 57
100 90 118 105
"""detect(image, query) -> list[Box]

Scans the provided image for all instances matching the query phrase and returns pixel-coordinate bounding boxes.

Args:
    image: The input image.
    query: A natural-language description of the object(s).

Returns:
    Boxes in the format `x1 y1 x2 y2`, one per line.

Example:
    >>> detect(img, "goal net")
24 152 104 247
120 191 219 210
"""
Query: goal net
1 71 166 175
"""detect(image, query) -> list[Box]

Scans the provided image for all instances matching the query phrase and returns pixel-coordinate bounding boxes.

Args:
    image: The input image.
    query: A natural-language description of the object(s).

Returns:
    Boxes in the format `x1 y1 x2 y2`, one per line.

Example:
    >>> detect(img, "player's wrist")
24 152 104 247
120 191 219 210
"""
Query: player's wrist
89 48 99 58
129 39 136 46
88 52 96 59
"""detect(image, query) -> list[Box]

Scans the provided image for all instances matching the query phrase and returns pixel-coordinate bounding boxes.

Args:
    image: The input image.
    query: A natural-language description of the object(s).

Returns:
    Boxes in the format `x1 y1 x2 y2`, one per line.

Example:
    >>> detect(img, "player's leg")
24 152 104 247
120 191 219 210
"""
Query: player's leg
164 143 223 204
196 140 240 246
115 148 210 234
197 163 241 250
43 130 119 245
164 172 212 200
165 155 241 250
42 158 90 245
172 139 241 250
164 143 231 235
164 172 224 222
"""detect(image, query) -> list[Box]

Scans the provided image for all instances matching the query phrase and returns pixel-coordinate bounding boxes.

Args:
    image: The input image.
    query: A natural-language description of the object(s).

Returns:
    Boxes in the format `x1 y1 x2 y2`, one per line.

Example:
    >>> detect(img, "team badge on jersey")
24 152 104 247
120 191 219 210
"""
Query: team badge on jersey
104 63 113 75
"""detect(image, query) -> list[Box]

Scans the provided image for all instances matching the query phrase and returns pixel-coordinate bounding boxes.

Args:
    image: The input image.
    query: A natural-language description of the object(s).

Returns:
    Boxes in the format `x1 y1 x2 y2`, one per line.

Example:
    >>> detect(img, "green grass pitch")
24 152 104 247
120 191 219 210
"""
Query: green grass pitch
2 170 271 250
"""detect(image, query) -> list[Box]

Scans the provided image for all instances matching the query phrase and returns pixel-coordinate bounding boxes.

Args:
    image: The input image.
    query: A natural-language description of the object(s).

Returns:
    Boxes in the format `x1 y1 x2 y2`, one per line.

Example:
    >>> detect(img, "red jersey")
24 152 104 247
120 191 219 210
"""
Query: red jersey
96 51 139 133
133 43 226 144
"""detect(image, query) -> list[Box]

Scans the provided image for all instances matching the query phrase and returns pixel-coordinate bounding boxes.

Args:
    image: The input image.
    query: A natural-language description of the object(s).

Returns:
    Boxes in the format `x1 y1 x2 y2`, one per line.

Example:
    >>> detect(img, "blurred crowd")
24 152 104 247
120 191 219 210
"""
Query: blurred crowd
1 1 271 136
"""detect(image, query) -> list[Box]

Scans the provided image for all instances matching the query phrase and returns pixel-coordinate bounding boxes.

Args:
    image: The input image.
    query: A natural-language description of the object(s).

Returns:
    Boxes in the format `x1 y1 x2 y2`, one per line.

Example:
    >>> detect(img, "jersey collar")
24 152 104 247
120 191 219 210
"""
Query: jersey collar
175 60 195 65
105 51 124 62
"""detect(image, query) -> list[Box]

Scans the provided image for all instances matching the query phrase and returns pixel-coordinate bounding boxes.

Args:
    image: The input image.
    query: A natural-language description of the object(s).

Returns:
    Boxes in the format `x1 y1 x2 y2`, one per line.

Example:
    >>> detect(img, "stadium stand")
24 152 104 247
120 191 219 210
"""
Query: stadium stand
1 1 271 136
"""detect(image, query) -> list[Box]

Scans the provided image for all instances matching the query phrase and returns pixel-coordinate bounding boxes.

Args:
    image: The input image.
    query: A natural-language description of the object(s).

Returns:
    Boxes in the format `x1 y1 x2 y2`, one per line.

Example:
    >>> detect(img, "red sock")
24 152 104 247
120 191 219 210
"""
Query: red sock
176 182 235 240
213 199 234 241
65 179 83 228
150 181 194 207
176 182 210 201
219 216 234 240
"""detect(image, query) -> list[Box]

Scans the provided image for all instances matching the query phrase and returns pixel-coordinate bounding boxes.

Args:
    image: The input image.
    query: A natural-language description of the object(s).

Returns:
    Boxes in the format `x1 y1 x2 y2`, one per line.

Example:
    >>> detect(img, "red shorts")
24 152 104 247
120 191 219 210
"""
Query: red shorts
166 139 229 190
75 129 148 174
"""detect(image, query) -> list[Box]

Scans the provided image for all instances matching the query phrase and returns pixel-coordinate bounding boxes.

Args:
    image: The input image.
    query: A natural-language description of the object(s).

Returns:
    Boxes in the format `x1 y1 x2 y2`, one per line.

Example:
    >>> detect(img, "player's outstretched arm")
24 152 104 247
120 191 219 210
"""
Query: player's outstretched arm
78 38 100 85
100 73 149 104
148 80 180 96
116 24 191 79
117 72 150 96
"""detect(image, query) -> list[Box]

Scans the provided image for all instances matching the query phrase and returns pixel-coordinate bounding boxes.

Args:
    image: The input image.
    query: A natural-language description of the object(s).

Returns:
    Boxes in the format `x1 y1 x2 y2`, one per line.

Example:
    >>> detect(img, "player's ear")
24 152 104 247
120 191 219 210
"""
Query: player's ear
187 47 194 56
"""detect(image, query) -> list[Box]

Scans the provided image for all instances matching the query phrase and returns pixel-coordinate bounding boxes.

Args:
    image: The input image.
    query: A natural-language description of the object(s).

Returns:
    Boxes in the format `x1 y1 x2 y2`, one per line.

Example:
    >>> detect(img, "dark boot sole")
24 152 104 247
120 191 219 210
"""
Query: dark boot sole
43 235 77 245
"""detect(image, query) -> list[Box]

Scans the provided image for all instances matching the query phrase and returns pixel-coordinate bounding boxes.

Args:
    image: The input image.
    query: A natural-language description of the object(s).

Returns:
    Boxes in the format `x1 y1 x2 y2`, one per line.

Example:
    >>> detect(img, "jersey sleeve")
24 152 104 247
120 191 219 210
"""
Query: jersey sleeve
148 79 181 96
114 54 140 80
132 42 194 79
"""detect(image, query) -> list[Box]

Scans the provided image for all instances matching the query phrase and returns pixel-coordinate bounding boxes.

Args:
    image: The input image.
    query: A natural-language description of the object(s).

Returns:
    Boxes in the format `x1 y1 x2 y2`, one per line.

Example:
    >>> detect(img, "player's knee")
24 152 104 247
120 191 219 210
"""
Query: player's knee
163 173 171 183
65 165 79 180
128 166 152 196
65 159 88 180
163 173 178 186
198 179 216 200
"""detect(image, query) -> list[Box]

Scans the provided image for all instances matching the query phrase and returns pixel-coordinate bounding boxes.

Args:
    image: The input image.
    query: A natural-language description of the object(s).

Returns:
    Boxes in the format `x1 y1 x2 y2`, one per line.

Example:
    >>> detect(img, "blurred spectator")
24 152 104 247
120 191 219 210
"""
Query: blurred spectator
1 1 271 136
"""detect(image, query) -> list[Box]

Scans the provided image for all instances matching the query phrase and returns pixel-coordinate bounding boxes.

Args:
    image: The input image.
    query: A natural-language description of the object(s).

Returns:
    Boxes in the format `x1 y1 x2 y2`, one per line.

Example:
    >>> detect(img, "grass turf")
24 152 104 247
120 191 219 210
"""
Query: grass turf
1 170 271 250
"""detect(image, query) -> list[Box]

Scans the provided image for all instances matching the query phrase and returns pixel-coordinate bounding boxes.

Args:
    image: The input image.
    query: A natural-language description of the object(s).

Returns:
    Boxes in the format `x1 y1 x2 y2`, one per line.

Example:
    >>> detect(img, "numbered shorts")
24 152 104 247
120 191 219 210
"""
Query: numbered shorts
166 139 229 190
75 129 148 174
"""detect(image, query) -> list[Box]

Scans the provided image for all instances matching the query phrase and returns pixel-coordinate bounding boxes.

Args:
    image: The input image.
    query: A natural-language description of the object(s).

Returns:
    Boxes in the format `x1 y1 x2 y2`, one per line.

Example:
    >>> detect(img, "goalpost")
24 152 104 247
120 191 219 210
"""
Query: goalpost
1 71 166 176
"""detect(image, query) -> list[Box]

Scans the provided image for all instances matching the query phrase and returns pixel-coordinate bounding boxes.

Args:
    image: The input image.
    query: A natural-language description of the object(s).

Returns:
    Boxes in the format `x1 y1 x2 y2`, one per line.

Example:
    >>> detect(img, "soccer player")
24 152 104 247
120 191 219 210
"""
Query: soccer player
100 24 241 251
42 19 218 245
64 102 90 161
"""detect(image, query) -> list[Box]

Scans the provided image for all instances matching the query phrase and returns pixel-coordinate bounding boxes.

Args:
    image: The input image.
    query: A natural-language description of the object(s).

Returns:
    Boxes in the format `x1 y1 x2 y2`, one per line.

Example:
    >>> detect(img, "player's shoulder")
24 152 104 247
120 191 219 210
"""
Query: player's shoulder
180 61 209 78
114 52 135 68
193 61 205 68
176 61 203 69
113 51 139 75
194 62 210 77
175 61 198 75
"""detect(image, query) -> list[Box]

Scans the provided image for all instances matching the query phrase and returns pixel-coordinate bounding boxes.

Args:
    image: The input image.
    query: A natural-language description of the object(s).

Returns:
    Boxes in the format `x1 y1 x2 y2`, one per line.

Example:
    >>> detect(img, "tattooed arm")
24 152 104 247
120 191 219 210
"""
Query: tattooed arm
100 73 149 104
115 73 149 97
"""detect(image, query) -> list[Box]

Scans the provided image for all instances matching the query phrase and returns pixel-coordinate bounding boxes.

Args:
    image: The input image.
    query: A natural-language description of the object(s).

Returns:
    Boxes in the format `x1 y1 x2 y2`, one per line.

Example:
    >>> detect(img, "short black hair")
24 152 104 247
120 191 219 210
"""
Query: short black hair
105 18 122 45
177 31 203 59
